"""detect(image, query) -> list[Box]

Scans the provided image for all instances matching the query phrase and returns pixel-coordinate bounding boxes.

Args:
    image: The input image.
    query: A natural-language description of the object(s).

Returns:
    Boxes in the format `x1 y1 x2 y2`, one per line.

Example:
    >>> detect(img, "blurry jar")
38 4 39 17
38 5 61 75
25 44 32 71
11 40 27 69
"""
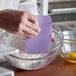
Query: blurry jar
60 31 76 63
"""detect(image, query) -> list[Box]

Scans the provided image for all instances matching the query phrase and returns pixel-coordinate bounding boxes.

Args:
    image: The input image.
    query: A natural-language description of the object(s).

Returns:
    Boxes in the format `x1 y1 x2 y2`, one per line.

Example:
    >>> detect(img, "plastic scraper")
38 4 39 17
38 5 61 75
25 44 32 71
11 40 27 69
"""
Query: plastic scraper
25 15 52 54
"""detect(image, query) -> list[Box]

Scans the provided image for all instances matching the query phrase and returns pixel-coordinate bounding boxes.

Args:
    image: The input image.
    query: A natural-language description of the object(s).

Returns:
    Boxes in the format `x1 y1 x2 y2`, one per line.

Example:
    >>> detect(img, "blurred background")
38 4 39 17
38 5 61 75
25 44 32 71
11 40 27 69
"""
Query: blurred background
37 0 76 30
21 0 76 30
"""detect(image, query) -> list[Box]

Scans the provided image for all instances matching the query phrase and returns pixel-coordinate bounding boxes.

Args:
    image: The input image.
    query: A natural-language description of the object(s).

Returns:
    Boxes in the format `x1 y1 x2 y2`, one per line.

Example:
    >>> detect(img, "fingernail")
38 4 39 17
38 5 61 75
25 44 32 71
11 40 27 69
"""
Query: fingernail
38 27 41 32
29 36 34 38
35 32 38 36
36 27 41 33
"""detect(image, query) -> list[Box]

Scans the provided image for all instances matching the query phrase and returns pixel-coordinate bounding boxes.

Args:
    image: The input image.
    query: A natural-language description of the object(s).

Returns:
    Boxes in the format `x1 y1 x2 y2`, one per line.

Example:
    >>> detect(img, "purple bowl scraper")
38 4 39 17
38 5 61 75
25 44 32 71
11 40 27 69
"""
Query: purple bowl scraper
25 15 52 54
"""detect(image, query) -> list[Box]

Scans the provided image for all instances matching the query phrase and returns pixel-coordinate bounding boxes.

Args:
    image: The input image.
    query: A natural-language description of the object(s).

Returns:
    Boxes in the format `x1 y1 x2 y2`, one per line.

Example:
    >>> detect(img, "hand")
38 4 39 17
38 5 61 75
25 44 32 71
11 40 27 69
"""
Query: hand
51 32 56 42
0 9 41 38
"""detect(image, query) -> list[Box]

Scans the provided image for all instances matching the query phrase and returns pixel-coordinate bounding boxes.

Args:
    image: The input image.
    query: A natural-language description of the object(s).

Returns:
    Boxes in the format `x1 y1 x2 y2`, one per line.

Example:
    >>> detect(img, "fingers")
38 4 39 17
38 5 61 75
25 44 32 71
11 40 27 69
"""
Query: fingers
51 32 56 42
22 20 40 33
28 16 41 32
18 30 34 38
22 12 41 32
22 12 36 24
22 24 38 36
18 12 41 38
28 14 39 26
18 23 39 38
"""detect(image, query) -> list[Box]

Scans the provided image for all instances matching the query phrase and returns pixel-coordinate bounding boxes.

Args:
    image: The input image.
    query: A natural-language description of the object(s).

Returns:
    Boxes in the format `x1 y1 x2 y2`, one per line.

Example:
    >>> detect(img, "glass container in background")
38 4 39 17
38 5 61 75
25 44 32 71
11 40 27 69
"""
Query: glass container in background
60 31 76 63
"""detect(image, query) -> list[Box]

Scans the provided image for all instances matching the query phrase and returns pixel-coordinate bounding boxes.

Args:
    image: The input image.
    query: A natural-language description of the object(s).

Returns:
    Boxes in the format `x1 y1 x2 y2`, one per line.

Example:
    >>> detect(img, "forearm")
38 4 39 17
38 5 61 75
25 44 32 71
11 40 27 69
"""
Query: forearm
0 9 23 33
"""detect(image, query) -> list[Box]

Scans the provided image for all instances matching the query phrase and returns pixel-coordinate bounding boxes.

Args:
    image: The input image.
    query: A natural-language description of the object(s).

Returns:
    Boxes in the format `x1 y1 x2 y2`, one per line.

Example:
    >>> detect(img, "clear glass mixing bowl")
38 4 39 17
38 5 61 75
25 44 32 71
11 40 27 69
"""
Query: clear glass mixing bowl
2 25 62 70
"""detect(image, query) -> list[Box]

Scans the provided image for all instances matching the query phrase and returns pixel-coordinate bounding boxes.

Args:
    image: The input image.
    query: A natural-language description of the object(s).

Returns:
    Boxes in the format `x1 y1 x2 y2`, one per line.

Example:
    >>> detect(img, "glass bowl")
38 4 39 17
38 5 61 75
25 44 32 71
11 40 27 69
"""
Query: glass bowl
4 25 63 70
60 31 76 63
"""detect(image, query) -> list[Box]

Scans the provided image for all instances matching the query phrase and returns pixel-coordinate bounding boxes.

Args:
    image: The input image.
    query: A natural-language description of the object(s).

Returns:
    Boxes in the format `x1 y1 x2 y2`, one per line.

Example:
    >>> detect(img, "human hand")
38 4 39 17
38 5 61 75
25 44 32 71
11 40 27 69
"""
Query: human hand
0 9 41 38
51 32 56 42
